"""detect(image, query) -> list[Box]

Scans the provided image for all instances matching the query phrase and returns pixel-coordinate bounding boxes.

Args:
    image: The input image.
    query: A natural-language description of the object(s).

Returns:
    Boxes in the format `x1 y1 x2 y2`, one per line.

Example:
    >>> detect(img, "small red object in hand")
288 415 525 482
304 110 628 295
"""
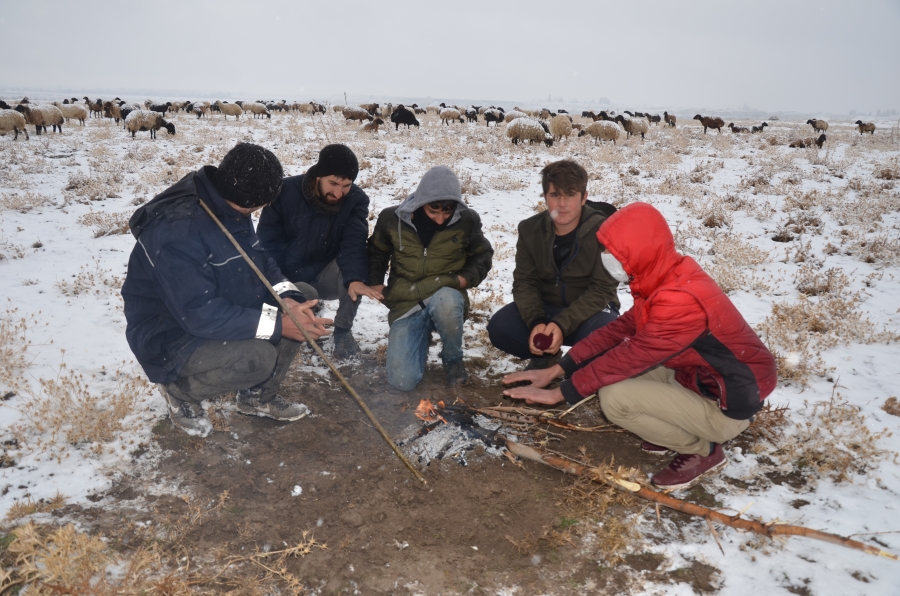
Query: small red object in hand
533 333 552 351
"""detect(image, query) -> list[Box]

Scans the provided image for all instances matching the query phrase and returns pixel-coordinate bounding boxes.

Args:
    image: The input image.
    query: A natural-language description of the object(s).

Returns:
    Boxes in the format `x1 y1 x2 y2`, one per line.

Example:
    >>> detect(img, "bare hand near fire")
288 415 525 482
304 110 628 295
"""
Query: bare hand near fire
282 299 333 342
503 386 565 406
502 364 563 389
348 281 384 302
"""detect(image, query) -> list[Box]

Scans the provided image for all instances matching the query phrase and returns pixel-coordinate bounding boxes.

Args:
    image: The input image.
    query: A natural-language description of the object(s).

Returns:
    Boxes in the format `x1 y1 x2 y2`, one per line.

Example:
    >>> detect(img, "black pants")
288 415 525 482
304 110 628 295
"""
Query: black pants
486 303 619 360
168 338 301 404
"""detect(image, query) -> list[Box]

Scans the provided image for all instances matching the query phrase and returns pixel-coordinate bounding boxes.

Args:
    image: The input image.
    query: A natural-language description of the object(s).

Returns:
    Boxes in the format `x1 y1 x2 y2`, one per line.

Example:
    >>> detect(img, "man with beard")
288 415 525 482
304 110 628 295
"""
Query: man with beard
258 144 382 359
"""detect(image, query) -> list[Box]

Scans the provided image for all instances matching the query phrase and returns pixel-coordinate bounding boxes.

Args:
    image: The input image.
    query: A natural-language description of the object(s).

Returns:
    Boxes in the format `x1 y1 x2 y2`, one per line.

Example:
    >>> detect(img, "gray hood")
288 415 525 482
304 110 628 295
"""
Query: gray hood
396 165 466 228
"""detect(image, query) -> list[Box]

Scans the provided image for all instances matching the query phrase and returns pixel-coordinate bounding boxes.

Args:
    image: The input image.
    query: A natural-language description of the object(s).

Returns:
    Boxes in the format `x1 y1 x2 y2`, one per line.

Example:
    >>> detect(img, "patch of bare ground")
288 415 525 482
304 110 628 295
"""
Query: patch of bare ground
4 354 725 595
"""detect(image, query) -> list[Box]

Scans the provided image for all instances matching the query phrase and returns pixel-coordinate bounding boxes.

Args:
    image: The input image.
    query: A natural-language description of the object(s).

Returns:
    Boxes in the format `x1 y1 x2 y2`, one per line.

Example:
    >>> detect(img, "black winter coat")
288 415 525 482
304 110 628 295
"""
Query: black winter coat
122 167 304 384
256 174 370 286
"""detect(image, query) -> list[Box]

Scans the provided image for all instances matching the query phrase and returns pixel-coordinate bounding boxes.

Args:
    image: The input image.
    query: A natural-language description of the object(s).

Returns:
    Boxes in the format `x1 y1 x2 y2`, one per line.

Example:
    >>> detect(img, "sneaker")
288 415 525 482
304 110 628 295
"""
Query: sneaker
236 390 310 421
525 351 562 371
444 360 469 387
332 329 360 359
158 384 212 437
641 441 672 456
651 444 728 491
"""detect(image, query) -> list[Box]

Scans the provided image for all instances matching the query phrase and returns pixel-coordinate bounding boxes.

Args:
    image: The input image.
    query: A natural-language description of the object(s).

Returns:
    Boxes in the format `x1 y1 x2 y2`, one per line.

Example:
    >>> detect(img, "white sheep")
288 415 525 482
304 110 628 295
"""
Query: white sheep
614 115 649 141
504 110 530 123
549 114 573 142
243 102 271 119
52 101 88 126
125 110 175 139
506 117 553 147
215 100 243 120
0 109 29 140
426 103 442 114
16 104 64 135
342 106 373 122
332 104 344 112
578 120 620 145
439 107 463 125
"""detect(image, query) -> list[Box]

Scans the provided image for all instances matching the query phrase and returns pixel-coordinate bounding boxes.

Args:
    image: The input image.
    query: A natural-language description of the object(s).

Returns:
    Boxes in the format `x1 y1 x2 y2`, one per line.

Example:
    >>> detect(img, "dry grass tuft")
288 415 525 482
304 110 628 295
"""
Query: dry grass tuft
0 191 53 213
11 357 152 457
778 393 893 483
0 302 36 390
4 492 68 522
77 210 131 237
882 397 900 417
56 260 123 296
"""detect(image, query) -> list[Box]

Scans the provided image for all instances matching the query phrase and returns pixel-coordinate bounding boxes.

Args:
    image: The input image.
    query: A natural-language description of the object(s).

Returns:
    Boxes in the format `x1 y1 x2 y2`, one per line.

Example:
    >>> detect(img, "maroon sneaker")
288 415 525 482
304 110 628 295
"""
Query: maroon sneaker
651 444 727 491
641 441 672 456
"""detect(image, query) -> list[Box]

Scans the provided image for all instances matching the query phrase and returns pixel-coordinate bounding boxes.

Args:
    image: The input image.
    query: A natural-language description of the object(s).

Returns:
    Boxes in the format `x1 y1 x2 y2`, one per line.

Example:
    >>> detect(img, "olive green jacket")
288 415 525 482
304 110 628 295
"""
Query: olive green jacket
512 205 620 336
368 205 493 326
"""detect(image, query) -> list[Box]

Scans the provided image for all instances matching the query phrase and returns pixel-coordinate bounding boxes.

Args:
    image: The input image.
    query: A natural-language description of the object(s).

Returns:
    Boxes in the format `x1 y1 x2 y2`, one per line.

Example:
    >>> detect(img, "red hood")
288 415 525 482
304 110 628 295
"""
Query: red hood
596 202 682 298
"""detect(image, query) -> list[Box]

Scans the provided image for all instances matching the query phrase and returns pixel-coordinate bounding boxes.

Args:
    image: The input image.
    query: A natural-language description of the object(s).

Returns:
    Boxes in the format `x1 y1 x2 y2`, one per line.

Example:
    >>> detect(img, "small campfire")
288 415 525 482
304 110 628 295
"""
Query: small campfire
398 399 509 466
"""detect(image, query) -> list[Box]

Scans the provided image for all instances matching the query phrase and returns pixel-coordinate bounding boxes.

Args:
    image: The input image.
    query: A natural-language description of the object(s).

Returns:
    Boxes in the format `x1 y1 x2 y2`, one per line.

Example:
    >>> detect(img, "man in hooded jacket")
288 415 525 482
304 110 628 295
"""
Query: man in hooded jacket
368 166 493 390
123 143 332 437
503 202 777 490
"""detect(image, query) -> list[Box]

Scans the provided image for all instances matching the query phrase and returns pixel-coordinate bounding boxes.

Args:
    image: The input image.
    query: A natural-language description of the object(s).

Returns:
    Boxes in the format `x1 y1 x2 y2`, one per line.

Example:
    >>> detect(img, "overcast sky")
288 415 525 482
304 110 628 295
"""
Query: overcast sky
2 0 898 115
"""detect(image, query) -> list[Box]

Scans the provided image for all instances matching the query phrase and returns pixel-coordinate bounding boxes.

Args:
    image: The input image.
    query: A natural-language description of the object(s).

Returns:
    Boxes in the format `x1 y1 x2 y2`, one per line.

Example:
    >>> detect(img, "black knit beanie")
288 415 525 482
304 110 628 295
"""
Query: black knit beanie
212 142 284 208
306 144 359 182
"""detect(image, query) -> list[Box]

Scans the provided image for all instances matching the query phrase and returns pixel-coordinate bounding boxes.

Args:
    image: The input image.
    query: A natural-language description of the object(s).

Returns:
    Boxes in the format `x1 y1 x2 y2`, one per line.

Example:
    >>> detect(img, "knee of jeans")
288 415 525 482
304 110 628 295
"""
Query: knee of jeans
387 365 421 392
431 287 464 315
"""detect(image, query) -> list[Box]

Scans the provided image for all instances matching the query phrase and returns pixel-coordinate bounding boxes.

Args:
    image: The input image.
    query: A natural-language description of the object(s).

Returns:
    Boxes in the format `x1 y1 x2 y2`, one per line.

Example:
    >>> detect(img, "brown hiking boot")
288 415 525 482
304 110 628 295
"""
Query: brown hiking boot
641 441 672 456
651 444 727 490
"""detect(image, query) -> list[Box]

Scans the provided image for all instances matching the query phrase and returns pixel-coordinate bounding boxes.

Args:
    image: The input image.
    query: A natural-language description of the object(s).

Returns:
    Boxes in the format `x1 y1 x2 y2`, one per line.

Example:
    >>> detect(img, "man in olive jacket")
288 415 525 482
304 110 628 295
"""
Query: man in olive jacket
368 166 493 390
487 160 620 368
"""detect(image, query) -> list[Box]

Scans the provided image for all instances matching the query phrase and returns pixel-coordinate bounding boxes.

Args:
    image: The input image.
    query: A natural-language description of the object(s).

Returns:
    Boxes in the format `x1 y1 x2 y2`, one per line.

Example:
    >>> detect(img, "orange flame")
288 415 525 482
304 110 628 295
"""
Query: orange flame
414 399 447 424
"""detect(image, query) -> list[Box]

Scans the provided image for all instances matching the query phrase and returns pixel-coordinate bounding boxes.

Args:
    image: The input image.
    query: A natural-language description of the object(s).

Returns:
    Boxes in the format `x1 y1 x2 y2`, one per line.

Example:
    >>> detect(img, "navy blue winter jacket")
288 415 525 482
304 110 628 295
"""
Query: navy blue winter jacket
122 166 305 384
256 174 370 286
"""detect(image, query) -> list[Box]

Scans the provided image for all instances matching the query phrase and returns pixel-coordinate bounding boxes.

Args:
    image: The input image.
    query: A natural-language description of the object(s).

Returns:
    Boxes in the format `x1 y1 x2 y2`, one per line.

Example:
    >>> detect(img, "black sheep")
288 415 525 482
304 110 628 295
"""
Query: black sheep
0 100 11 110
465 107 478 123
751 122 768 133
484 108 505 127
150 102 171 114
390 105 420 130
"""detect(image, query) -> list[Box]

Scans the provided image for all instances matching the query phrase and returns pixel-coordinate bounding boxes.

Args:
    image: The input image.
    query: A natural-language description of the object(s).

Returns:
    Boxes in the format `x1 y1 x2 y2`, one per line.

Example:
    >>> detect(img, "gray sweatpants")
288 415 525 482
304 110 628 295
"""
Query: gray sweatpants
599 367 750 455
168 337 301 404
300 259 360 331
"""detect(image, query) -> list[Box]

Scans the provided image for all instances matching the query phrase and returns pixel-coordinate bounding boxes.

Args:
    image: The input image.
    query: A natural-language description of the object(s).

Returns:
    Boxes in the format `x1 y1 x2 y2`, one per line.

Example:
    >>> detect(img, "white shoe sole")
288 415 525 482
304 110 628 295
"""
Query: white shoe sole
236 402 310 422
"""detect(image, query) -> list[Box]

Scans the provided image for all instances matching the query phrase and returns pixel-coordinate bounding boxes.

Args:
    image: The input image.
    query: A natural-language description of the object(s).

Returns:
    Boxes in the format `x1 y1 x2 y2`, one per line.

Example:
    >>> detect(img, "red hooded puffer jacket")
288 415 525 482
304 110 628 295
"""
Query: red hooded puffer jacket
557 202 777 420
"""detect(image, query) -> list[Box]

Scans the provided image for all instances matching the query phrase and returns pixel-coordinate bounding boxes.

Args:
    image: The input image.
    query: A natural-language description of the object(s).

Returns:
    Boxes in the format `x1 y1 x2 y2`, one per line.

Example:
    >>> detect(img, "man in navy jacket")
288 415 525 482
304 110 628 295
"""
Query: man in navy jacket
257 144 382 359
123 143 332 437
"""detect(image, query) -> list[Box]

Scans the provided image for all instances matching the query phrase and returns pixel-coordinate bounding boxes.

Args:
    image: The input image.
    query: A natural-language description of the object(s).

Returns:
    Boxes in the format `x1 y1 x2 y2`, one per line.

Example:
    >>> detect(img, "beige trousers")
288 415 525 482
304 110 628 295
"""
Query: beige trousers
598 367 749 455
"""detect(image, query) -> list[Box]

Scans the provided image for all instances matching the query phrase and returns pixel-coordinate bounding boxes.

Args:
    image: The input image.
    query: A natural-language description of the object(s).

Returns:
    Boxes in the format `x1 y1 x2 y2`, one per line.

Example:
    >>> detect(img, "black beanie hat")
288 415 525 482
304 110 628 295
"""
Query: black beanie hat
212 142 284 208
306 144 359 182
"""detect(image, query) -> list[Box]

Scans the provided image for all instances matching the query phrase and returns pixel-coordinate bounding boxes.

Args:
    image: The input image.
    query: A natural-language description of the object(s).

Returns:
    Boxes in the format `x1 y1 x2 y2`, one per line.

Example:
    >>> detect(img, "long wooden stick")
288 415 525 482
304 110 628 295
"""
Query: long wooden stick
504 439 898 560
198 200 426 484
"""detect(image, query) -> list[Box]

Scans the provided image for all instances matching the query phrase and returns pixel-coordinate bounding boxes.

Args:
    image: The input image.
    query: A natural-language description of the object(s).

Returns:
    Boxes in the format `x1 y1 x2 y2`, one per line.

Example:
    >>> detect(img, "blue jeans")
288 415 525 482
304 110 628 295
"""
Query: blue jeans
386 287 465 391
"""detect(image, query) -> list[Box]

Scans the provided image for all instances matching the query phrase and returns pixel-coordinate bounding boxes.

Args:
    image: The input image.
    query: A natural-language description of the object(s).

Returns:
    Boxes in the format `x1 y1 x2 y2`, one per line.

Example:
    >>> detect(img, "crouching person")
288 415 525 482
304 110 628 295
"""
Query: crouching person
257 144 382 360
487 160 620 370
503 203 777 490
122 143 332 437
368 166 493 390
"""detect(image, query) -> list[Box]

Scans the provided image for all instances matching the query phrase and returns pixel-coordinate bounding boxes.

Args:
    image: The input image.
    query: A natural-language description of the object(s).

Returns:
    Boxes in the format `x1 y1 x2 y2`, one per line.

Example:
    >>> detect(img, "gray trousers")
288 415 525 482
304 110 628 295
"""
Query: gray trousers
168 338 301 404
300 259 360 331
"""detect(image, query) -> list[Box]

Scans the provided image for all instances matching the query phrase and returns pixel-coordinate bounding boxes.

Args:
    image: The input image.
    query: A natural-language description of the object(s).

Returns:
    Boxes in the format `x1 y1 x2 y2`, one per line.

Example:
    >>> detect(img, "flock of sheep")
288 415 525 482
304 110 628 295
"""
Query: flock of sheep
0 95 882 147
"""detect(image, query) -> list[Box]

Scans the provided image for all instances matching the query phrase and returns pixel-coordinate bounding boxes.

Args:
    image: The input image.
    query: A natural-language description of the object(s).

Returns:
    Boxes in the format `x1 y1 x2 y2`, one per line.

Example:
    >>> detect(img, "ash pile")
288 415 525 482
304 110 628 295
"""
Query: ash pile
398 400 513 467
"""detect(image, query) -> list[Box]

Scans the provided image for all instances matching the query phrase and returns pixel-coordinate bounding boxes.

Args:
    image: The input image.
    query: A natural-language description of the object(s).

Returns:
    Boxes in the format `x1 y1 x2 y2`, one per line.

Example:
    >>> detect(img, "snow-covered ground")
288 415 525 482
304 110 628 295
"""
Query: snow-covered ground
1 100 899 594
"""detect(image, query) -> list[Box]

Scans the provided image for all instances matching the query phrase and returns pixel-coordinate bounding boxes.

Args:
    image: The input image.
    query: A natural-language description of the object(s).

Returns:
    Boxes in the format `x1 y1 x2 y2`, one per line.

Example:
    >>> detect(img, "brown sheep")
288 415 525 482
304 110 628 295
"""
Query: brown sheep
789 134 826 149
728 123 750 133
83 97 103 118
693 114 725 134
664 111 676 127
361 117 385 132
855 120 876 135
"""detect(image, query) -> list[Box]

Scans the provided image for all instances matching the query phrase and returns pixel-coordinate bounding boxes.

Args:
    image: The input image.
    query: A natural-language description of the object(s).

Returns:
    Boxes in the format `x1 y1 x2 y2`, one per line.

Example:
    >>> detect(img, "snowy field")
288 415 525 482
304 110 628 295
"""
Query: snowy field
1 101 900 594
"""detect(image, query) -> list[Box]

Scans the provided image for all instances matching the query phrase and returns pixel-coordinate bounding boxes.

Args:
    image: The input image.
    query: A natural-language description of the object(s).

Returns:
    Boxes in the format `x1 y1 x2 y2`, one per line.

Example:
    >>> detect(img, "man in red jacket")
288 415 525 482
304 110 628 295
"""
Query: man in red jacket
503 202 777 490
